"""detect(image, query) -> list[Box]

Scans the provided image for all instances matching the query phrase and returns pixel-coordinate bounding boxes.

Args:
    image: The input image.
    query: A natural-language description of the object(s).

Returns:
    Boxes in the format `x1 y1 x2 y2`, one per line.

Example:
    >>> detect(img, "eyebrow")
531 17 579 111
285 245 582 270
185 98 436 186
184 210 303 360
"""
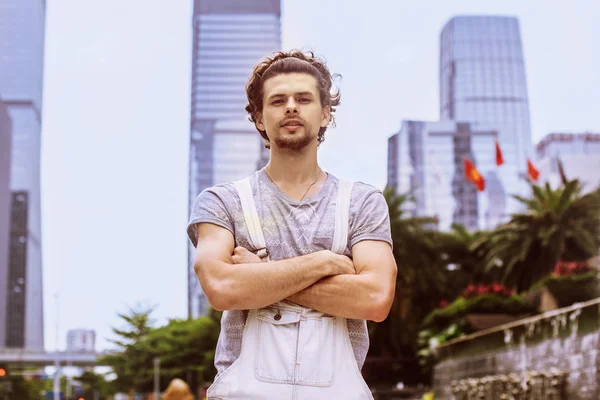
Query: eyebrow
267 91 316 101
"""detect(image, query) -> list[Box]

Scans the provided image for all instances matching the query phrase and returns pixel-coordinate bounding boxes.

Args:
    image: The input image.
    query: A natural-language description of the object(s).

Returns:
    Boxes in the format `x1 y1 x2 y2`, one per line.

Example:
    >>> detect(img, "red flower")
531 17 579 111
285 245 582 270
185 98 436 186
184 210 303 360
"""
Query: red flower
492 283 504 294
477 284 489 295
553 260 591 277
462 282 514 299
439 299 449 308
462 284 477 298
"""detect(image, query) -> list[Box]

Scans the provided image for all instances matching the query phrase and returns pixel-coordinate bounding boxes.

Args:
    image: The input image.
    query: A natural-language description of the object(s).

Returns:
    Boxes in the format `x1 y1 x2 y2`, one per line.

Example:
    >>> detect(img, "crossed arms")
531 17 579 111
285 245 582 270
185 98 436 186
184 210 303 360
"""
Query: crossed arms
193 223 397 322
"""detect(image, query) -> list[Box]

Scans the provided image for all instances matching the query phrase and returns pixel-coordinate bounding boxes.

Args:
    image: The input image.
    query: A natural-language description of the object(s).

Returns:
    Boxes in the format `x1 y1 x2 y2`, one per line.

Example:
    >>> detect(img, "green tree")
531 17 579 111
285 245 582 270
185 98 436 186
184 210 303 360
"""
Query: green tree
477 180 600 292
434 224 499 297
366 188 445 385
74 370 115 400
99 304 156 393
100 306 221 395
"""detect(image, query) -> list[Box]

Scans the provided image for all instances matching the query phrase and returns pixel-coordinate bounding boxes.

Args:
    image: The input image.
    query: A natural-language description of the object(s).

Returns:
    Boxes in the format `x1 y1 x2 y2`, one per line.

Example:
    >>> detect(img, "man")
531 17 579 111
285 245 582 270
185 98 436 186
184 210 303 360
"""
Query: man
187 50 397 399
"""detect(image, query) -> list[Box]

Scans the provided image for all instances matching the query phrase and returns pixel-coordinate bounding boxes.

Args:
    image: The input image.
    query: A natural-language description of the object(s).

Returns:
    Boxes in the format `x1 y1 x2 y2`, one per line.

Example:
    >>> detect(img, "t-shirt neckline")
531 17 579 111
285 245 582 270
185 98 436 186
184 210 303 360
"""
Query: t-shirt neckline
259 167 334 205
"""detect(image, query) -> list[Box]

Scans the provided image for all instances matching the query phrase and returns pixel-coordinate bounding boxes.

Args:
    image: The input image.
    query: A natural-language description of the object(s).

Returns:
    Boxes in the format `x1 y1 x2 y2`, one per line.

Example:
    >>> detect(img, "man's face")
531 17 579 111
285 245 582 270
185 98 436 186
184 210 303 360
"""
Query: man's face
256 72 331 151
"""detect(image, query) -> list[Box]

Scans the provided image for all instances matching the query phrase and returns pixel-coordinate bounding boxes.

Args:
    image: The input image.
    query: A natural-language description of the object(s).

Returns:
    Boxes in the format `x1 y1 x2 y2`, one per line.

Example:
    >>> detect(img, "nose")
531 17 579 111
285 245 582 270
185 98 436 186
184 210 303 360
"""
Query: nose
285 97 298 114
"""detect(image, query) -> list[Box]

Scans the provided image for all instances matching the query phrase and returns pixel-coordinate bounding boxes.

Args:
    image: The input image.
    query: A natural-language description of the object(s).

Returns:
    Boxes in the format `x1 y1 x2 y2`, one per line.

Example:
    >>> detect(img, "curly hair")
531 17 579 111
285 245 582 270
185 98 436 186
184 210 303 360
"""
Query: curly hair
245 50 341 148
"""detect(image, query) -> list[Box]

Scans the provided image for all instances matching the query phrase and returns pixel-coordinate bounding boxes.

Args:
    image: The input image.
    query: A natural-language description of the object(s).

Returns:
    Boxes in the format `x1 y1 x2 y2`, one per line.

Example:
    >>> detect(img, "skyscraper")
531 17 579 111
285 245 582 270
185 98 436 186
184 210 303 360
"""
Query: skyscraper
0 101 12 350
188 0 281 318
0 0 46 350
387 120 499 231
440 16 532 225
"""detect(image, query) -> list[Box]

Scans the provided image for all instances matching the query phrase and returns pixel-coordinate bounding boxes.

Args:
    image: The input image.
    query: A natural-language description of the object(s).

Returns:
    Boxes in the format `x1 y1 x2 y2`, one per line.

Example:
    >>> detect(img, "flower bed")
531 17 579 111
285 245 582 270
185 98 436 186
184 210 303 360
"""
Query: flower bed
529 260 599 308
417 284 536 375
423 292 534 332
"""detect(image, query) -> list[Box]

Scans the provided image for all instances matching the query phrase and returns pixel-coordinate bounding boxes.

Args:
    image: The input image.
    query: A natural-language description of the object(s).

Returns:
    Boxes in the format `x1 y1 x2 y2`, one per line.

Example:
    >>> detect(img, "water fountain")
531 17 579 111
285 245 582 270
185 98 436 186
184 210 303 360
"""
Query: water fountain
432 298 600 399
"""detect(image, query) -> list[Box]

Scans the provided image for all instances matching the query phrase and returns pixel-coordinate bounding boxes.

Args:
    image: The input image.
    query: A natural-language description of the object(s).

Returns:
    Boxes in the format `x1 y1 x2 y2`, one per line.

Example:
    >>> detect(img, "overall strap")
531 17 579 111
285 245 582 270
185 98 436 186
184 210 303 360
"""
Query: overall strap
233 177 270 261
331 179 355 254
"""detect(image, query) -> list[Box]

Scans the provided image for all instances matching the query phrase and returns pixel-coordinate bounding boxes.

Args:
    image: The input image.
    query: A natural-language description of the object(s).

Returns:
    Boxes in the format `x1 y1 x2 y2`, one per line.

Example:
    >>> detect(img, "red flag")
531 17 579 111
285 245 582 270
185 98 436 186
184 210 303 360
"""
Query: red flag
527 159 540 182
495 139 504 166
464 159 485 191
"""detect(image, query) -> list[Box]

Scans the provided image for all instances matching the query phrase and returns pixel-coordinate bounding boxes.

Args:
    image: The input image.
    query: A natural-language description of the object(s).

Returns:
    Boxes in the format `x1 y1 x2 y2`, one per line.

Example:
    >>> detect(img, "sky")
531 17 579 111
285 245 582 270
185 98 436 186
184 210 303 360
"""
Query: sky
41 0 600 351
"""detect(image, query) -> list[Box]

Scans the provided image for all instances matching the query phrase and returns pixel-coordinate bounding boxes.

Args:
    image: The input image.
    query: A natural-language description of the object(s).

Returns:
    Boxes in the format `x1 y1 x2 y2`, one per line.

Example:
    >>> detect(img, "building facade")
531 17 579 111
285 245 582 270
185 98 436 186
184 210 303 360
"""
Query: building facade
187 0 281 318
536 133 600 193
0 101 12 349
388 120 501 231
66 329 96 353
440 16 532 224
0 0 46 349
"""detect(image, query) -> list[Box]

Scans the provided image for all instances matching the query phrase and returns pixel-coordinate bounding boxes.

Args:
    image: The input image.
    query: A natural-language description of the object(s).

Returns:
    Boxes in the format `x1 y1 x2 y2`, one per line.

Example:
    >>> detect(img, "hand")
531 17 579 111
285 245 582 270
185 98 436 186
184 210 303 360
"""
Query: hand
321 250 356 275
232 246 264 264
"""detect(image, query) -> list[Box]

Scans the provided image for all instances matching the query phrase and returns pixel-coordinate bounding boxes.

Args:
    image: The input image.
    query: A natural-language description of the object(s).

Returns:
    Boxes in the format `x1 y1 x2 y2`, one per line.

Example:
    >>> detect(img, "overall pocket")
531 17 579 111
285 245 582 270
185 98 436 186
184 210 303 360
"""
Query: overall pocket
255 306 302 384
295 316 336 386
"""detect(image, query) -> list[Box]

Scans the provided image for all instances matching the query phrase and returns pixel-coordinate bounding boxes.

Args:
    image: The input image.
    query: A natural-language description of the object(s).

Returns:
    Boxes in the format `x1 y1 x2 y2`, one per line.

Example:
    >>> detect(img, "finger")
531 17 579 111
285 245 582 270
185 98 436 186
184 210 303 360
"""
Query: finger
234 246 251 255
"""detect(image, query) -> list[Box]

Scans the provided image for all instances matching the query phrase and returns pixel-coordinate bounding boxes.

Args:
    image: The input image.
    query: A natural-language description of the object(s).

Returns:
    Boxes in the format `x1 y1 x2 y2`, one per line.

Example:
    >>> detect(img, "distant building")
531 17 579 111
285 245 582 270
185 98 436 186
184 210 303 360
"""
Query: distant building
210 119 267 184
440 16 533 221
187 0 281 318
66 329 96 353
0 0 46 349
536 133 600 193
0 100 12 349
387 120 501 231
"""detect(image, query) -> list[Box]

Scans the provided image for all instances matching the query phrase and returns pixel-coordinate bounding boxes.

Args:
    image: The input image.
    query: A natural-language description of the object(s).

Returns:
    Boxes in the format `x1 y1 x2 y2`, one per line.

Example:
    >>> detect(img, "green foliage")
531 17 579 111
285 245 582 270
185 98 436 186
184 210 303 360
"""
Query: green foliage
531 271 600 307
422 294 536 331
416 293 535 379
99 304 156 392
417 323 467 376
74 370 115 399
367 188 447 384
369 189 500 385
0 376 48 400
476 180 600 292
100 306 220 394
383 187 444 295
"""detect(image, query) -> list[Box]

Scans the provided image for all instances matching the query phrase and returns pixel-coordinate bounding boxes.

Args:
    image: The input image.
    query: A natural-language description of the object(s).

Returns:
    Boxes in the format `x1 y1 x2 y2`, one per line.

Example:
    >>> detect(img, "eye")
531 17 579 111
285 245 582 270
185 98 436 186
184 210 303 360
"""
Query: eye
271 99 284 105
299 98 311 103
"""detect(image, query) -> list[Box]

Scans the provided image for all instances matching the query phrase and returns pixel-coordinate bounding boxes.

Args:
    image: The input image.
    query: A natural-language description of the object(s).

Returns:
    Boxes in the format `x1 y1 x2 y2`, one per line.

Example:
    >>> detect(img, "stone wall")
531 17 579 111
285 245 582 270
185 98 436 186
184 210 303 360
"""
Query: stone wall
432 301 600 399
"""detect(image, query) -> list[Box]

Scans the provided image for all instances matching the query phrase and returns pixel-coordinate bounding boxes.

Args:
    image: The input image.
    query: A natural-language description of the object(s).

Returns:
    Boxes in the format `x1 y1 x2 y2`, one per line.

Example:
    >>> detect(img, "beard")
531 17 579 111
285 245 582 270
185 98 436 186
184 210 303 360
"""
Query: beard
272 121 315 151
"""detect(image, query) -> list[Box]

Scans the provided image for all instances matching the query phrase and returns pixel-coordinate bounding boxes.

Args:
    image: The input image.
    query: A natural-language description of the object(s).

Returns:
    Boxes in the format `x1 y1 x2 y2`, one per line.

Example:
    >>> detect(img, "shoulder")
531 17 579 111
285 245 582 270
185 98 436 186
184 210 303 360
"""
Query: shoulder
199 182 238 203
338 179 386 211
327 174 386 211
343 180 392 246
350 182 388 216
349 181 384 202
189 182 240 224
192 171 263 212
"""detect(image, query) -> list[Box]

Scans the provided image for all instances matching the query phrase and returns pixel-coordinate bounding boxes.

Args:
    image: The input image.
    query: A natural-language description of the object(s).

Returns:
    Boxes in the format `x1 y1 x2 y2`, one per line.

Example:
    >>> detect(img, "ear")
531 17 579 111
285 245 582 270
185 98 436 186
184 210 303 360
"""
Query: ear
320 106 331 128
255 113 265 131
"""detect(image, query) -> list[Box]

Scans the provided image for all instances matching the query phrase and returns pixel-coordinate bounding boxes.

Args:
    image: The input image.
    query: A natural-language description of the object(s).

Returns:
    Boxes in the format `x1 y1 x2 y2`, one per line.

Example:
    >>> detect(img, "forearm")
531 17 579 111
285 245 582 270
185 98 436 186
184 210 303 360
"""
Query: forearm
287 273 390 322
199 251 333 311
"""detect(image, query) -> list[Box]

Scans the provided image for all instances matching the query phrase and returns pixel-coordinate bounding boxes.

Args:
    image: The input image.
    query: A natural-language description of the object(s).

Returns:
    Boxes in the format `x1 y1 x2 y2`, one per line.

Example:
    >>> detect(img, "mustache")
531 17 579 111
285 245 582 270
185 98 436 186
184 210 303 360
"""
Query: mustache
279 117 306 126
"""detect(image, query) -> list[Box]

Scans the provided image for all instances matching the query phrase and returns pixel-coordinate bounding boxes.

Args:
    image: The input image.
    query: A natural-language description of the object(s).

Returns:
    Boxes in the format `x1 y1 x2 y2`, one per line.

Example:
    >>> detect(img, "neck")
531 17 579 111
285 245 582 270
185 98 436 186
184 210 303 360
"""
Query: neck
266 143 320 184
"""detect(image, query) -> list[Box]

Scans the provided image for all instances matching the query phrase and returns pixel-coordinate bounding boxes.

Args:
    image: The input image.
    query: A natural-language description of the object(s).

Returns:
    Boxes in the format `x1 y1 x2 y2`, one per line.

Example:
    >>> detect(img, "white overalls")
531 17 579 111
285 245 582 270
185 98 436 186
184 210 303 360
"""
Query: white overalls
206 177 374 400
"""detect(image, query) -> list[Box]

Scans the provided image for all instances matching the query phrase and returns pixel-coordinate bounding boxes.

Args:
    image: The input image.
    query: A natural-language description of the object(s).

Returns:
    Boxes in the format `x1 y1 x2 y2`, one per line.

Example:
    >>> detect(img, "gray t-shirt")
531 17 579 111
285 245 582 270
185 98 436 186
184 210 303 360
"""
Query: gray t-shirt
187 169 392 378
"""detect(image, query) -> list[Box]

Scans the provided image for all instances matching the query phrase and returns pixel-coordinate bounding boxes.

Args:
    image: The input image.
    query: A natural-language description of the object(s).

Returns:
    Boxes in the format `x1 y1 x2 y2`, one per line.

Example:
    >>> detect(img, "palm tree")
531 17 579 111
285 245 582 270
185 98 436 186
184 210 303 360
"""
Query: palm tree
432 224 499 300
366 187 446 385
383 187 443 297
476 180 600 292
